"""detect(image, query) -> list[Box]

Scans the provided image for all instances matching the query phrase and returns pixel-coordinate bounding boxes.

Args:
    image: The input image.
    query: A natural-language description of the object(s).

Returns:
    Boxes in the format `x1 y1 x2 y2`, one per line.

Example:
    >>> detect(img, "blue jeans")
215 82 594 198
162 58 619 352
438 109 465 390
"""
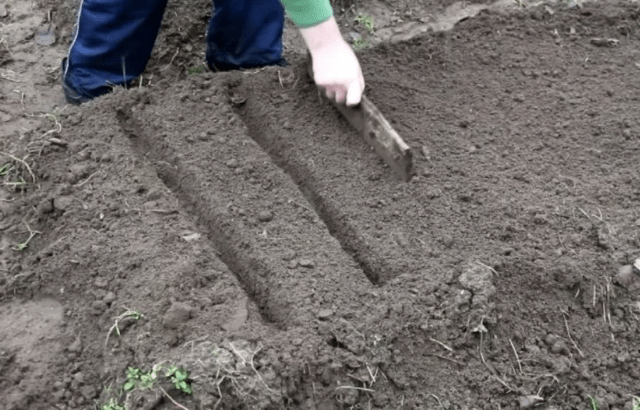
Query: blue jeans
62 0 285 104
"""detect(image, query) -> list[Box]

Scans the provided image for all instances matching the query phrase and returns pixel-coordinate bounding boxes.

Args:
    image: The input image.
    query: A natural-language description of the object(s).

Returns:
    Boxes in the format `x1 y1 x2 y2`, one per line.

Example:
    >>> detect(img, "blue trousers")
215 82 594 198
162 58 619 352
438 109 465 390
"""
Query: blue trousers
62 0 285 103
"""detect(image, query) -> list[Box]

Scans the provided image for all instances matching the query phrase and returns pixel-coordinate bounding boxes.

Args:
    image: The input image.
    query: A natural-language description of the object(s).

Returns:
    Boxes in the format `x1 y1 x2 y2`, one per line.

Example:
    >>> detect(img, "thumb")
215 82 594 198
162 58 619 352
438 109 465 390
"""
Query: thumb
345 80 363 107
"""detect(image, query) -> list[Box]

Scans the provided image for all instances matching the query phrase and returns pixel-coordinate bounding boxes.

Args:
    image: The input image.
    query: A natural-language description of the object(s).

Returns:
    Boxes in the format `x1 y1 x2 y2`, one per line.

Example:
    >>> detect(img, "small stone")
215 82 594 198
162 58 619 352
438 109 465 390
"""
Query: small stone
0 4 8 18
346 31 362 44
49 138 68 147
70 163 91 178
615 265 636 288
257 210 273 222
198 131 210 141
299 259 315 268
53 196 74 211
292 338 303 346
518 395 543 409
163 302 194 329
94 277 108 288
551 340 569 355
317 309 333 319
226 159 239 169
103 291 116 304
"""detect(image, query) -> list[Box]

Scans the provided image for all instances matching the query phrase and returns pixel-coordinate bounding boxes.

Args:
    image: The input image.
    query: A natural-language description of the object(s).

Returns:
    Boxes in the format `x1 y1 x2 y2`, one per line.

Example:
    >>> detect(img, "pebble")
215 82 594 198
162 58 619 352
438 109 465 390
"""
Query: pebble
226 159 239 168
287 260 298 269
346 31 362 44
615 265 636 288
53 196 74 211
299 259 315 268
518 395 543 409
103 291 116 304
257 210 274 222
0 4 8 18
198 131 210 141
317 309 333 319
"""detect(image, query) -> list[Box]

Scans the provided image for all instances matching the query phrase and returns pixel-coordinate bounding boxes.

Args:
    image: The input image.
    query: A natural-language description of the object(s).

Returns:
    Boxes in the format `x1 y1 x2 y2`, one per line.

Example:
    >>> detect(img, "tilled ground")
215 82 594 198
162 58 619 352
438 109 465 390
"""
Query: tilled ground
1 1 640 410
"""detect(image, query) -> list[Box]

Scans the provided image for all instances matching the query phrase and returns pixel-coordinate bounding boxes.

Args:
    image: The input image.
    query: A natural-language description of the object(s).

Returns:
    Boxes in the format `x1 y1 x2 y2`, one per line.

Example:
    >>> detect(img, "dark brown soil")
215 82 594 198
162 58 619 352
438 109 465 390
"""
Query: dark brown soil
1 1 640 410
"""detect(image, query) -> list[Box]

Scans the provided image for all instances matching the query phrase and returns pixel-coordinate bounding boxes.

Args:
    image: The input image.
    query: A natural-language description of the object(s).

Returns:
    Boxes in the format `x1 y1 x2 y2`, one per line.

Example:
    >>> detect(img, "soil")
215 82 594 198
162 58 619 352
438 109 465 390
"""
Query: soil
1 0 640 410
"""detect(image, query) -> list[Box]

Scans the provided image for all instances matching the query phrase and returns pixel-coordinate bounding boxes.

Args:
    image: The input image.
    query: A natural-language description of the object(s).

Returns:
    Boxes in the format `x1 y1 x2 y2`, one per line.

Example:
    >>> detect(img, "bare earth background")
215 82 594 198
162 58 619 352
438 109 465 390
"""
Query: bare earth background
1 0 639 409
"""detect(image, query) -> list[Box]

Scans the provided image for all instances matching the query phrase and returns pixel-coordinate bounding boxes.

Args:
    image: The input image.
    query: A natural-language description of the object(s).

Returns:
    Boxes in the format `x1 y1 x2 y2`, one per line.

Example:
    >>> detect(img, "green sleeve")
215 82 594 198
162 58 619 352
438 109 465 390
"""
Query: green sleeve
280 0 333 28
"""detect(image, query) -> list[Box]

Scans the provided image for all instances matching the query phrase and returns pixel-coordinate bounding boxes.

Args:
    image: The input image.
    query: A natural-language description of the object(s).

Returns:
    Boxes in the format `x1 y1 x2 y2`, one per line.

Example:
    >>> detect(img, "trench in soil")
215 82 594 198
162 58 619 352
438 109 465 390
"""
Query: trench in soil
115 108 288 328
234 96 392 286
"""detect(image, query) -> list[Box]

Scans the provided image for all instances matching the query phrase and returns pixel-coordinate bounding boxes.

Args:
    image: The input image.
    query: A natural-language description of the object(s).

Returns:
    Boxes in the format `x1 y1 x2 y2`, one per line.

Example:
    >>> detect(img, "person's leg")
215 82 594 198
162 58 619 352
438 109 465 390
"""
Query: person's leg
206 0 285 71
62 0 168 104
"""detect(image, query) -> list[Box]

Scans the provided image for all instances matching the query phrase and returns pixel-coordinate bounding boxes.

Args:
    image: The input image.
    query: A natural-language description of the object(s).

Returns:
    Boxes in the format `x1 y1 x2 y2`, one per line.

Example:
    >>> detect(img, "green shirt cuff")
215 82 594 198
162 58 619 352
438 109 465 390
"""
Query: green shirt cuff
281 0 333 28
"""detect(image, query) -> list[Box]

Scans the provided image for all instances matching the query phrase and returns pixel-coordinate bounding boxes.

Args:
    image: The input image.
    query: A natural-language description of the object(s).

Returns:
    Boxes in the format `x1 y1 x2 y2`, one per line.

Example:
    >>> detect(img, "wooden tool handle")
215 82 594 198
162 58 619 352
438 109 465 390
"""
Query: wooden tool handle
306 53 413 181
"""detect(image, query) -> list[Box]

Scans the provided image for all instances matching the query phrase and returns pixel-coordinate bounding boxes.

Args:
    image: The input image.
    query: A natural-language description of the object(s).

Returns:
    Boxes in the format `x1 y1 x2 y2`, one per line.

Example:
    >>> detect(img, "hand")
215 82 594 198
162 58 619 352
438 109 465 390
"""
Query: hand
299 16 365 106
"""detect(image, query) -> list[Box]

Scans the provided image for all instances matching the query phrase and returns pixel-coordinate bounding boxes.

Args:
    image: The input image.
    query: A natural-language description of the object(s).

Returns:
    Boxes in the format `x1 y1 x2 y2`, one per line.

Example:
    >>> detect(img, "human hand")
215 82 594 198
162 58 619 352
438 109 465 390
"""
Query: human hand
300 16 365 106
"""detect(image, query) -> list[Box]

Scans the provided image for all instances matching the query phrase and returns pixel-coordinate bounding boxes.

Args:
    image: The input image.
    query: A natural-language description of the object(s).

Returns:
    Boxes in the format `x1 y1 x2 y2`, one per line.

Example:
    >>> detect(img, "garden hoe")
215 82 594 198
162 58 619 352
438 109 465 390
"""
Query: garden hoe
307 53 413 181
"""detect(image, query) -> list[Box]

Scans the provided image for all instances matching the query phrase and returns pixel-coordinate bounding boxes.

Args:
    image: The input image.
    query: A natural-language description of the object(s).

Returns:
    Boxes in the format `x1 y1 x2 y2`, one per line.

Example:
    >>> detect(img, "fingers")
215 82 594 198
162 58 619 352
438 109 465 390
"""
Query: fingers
322 82 362 106
346 80 363 107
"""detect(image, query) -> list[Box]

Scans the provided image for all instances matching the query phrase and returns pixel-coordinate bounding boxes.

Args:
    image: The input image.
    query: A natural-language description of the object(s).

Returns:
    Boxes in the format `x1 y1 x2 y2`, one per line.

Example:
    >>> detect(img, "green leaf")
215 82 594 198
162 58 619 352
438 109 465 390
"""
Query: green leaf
123 381 135 391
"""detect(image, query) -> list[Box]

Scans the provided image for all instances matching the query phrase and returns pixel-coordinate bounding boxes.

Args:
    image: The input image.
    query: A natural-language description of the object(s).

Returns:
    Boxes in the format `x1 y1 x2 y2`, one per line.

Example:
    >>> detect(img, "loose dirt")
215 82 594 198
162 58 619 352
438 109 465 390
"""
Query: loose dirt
1 0 640 410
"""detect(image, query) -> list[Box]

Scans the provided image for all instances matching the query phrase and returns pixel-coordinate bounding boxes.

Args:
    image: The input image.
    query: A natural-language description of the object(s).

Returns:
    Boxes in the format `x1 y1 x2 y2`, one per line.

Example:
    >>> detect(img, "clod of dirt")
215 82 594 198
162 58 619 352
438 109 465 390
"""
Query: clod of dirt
226 158 239 168
257 210 274 222
53 196 73 212
103 291 116 304
317 309 333 319
162 302 194 329
614 265 636 288
91 301 107 315
458 262 496 308
299 259 315 268
0 4 8 18
221 300 248 332
67 336 82 353
94 277 108 288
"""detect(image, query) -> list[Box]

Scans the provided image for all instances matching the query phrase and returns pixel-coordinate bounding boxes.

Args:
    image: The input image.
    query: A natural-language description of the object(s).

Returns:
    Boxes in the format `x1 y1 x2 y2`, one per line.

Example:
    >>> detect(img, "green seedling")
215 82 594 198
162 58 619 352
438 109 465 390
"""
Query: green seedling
106 307 141 344
124 365 160 391
588 396 599 410
188 65 205 75
165 365 193 395
632 396 640 410
100 398 125 410
0 163 11 176
352 38 369 51
355 14 375 35
12 222 40 251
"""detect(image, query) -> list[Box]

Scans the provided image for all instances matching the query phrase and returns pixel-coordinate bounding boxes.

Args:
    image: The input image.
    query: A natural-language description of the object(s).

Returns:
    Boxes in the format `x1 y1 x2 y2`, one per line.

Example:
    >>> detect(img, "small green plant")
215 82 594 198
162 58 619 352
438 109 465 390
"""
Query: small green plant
12 222 40 251
100 398 125 410
124 364 192 394
0 163 11 176
588 396 599 410
165 365 193 394
355 14 375 35
105 307 142 348
631 396 640 410
188 65 205 75
124 365 160 391
352 38 369 51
